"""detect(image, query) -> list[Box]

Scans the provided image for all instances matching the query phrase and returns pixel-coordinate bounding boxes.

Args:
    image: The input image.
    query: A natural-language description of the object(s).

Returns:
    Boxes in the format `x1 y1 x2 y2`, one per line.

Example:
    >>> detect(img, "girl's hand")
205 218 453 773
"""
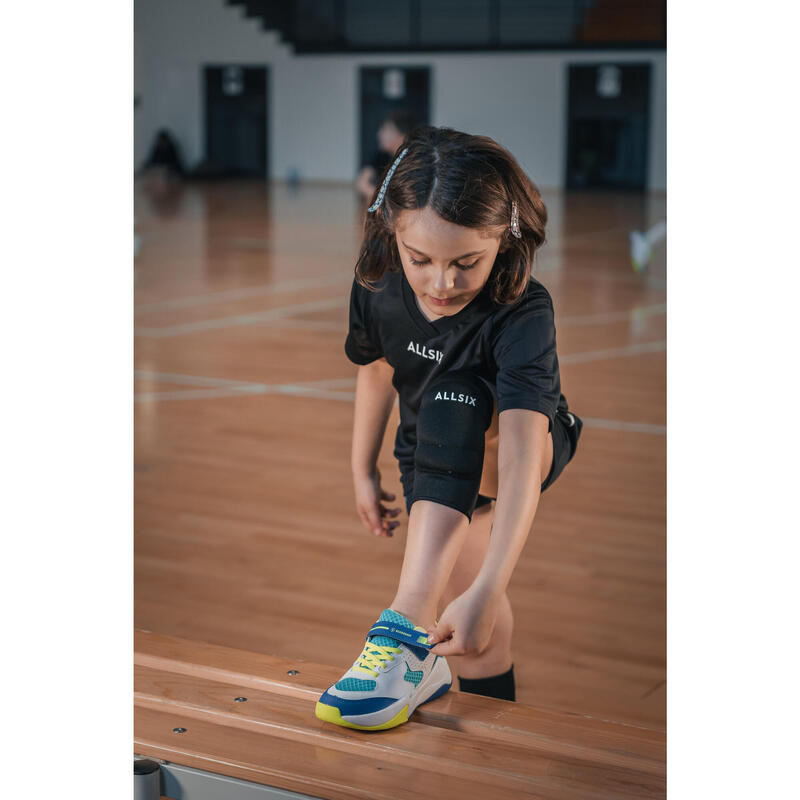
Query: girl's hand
425 584 500 656
354 466 401 538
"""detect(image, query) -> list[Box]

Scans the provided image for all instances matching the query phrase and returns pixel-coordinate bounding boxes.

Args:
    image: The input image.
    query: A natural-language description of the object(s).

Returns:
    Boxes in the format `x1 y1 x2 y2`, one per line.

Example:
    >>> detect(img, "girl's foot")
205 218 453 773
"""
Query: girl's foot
315 608 452 730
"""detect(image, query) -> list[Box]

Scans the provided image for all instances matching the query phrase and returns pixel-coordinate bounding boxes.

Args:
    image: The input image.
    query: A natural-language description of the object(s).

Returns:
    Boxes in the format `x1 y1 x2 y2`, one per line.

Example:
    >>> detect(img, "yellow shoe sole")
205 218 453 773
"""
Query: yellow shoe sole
315 701 409 730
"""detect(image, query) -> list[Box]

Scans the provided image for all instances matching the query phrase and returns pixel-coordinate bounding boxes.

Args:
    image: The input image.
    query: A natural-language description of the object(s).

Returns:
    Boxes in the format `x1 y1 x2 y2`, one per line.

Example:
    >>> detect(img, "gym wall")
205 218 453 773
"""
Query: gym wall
135 0 665 190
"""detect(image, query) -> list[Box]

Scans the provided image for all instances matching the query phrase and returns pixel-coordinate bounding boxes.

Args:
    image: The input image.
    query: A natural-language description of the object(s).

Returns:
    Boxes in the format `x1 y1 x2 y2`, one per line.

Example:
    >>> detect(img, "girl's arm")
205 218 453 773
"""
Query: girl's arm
351 357 396 479
350 358 401 537
473 408 551 597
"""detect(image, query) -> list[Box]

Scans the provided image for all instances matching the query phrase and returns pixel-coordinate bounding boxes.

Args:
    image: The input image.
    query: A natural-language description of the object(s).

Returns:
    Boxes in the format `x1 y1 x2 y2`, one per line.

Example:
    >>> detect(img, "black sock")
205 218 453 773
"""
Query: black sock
457 664 515 701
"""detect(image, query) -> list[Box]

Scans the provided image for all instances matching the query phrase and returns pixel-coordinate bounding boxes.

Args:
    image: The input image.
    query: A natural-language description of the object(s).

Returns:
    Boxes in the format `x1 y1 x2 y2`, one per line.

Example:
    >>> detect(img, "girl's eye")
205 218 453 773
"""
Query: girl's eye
409 257 478 270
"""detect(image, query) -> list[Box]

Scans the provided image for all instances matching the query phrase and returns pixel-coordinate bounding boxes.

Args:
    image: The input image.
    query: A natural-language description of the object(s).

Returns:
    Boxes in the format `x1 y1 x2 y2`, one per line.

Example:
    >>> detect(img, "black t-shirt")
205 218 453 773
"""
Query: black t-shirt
344 267 569 494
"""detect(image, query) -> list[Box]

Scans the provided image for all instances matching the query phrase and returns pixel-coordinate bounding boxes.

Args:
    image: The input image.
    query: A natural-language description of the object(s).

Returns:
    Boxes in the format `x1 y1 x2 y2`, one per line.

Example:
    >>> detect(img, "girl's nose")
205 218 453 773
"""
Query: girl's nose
433 269 455 292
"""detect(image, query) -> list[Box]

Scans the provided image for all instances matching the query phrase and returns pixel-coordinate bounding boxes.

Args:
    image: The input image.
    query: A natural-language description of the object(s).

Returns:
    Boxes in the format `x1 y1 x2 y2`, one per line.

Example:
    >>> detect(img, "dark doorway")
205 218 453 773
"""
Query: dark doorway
203 66 268 178
359 67 430 171
566 63 651 190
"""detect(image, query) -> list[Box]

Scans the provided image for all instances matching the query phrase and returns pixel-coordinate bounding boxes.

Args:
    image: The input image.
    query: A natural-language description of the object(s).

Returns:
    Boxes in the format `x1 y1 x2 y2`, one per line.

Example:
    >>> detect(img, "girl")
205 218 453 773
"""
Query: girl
315 126 583 731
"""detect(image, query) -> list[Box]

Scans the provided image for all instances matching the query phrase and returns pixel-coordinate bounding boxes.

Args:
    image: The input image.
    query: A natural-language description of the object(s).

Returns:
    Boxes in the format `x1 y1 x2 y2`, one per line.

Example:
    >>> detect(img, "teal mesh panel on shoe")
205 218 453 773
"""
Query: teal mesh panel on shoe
335 677 377 691
404 663 424 686
369 608 418 648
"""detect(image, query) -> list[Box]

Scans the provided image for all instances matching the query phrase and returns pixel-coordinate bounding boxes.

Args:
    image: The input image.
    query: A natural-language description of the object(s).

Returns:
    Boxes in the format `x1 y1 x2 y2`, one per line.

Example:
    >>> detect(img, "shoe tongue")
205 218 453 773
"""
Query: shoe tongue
368 608 419 648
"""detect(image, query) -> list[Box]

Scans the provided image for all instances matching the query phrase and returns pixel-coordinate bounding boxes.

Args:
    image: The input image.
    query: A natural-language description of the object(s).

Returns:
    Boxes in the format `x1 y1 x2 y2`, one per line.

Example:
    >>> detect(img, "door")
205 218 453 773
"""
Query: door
566 63 651 190
204 65 268 178
359 67 430 170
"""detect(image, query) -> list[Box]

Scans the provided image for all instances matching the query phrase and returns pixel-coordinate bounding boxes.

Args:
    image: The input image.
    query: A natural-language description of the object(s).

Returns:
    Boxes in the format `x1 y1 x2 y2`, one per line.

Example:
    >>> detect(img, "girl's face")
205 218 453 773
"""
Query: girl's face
394 206 502 320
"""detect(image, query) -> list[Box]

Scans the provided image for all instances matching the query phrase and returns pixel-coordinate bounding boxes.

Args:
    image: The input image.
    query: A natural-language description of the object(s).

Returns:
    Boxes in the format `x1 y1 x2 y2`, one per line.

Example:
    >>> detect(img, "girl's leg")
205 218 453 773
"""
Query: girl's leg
390 398 554 650
390 500 471 629
390 370 494 627
437 408 553 678
438 501 515 678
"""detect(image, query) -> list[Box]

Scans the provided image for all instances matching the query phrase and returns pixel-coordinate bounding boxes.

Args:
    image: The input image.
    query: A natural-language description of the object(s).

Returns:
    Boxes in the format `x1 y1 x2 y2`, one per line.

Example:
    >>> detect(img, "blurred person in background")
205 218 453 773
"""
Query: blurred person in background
140 128 185 191
355 110 420 203
138 127 186 218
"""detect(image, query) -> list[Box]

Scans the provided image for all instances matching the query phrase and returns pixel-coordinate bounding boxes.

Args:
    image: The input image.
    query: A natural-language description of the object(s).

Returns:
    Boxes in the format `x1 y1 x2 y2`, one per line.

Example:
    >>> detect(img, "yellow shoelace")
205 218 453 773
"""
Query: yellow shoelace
354 643 402 677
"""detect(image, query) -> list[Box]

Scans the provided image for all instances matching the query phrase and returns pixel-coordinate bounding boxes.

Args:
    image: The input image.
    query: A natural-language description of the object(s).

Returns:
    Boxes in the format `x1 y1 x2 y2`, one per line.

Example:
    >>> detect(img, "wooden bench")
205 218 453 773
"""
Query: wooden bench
134 629 665 799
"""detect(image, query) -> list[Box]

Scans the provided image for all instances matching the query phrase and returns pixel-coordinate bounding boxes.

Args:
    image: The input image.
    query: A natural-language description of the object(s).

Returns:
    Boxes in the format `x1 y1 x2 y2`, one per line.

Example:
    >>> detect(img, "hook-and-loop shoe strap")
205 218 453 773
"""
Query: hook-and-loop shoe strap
366 621 433 650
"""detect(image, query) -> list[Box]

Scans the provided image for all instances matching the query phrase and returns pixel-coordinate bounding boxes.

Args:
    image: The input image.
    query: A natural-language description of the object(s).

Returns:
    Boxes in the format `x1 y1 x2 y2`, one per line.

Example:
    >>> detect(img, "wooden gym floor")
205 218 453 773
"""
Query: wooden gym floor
134 177 666 732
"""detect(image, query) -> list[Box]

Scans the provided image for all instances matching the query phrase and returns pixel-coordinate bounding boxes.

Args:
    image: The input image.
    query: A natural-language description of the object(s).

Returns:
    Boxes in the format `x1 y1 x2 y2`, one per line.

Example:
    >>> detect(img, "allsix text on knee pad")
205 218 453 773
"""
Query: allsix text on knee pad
433 391 478 406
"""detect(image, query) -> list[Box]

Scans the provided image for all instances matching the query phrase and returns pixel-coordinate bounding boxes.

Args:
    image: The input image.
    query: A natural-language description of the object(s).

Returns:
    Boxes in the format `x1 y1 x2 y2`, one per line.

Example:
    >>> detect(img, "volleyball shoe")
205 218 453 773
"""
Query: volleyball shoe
315 608 452 730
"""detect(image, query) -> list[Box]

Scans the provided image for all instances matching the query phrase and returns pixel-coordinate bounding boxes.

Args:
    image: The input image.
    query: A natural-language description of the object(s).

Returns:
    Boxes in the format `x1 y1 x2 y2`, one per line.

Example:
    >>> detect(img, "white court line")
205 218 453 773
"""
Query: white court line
579 417 665 435
136 386 267 401
135 386 356 403
537 262 667 289
560 340 666 364
230 318 345 332
133 370 356 392
135 272 351 314
135 371 360 389
134 296 345 338
134 370 257 388
558 303 666 326
284 377 359 388
134 372 360 403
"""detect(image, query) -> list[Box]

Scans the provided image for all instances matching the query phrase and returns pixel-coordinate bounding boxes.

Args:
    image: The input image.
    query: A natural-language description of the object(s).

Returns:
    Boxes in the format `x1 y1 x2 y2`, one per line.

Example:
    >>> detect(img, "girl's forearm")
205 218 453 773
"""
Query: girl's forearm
351 361 397 478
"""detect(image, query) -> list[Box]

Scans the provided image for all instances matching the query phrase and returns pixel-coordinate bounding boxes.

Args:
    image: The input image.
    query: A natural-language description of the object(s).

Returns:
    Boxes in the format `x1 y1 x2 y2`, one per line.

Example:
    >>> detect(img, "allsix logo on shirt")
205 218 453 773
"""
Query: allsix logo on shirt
435 390 477 406
407 340 442 363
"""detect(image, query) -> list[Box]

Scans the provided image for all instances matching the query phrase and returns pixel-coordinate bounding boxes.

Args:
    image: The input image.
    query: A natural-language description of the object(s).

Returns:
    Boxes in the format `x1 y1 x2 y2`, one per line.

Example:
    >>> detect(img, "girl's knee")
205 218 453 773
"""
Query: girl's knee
412 370 495 522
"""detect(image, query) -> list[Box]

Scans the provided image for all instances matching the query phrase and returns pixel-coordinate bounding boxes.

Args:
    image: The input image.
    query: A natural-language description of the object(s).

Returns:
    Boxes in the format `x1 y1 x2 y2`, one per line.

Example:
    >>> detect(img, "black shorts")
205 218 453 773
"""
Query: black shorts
402 407 583 516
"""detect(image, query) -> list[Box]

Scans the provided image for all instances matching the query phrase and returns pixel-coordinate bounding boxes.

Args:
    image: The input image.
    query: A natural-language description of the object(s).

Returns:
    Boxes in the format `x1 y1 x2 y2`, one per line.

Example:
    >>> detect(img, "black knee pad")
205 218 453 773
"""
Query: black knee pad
411 370 494 522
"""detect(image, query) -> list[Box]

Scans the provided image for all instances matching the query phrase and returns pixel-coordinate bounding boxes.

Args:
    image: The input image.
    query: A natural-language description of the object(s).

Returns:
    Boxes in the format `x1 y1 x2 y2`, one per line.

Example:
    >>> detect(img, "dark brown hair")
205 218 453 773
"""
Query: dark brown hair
355 125 547 306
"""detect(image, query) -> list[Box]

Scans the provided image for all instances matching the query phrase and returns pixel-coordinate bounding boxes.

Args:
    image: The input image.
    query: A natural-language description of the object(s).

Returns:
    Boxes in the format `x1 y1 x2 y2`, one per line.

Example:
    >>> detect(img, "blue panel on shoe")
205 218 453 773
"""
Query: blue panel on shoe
405 643 432 661
367 622 433 649
418 680 452 706
319 690 398 715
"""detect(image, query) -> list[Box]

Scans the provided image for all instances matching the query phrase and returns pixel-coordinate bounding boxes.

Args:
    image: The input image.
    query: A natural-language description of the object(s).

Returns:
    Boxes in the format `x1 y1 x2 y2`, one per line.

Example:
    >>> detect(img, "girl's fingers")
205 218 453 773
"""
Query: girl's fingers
378 505 401 517
361 506 383 536
359 500 400 538
373 508 398 536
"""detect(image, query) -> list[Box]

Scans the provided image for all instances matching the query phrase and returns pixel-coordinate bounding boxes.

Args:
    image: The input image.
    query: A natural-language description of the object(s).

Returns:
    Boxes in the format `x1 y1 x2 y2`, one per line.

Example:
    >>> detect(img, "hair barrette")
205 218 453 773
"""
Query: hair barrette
510 201 522 238
367 147 409 212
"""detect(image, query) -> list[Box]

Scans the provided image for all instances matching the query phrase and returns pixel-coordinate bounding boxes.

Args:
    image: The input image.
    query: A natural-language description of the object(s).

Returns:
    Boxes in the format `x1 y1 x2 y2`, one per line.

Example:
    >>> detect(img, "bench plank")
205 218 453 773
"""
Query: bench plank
134 629 665 800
